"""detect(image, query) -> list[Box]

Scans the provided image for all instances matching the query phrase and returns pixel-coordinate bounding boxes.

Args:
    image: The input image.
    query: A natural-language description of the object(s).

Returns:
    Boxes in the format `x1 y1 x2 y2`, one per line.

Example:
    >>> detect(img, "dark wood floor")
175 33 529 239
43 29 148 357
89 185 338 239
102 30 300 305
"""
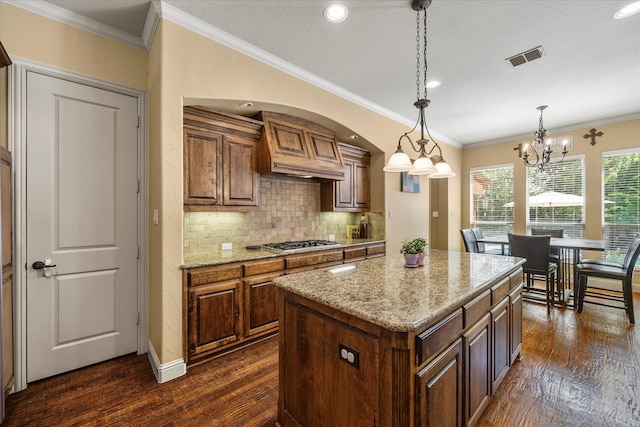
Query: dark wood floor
2 294 638 426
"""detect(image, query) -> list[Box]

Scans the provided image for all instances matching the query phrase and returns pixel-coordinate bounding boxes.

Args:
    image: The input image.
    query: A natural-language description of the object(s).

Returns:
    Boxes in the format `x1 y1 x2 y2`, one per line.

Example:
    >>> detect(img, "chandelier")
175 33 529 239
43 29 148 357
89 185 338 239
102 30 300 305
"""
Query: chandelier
518 105 568 172
382 0 455 178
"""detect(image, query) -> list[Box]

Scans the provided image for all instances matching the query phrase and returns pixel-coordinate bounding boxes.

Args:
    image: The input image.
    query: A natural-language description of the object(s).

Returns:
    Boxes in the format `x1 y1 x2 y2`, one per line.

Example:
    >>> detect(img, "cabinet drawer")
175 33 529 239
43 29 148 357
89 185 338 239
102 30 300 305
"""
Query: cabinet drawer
344 247 367 262
491 277 510 305
187 264 242 287
510 267 524 288
416 308 463 366
366 243 386 258
463 290 491 328
244 258 284 277
285 250 344 270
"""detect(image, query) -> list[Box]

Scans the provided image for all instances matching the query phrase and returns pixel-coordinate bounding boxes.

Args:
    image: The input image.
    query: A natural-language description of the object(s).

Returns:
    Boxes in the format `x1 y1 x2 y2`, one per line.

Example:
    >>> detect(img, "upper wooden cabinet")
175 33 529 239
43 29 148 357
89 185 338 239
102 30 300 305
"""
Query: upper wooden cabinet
257 111 346 181
321 143 371 212
183 107 261 211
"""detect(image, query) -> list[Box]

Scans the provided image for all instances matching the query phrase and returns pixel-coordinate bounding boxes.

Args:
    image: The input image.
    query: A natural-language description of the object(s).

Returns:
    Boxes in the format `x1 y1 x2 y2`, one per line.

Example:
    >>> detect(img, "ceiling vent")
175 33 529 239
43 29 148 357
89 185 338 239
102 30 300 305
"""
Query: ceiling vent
506 46 545 67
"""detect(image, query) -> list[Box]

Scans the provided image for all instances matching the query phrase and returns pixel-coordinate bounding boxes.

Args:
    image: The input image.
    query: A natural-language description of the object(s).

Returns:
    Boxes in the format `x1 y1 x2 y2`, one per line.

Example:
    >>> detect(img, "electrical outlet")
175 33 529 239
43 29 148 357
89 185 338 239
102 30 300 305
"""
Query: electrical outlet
388 210 395 219
328 234 335 241
221 243 232 251
338 343 360 369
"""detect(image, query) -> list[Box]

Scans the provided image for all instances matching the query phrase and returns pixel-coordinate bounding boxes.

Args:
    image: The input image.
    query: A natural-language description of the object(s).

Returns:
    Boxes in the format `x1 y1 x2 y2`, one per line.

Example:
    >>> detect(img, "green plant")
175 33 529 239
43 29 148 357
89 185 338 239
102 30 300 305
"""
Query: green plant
400 237 427 254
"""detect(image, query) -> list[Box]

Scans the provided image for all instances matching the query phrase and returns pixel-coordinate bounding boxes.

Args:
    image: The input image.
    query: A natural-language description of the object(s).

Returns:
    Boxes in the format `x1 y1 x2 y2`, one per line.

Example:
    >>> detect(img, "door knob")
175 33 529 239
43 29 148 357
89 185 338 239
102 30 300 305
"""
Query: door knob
32 259 56 277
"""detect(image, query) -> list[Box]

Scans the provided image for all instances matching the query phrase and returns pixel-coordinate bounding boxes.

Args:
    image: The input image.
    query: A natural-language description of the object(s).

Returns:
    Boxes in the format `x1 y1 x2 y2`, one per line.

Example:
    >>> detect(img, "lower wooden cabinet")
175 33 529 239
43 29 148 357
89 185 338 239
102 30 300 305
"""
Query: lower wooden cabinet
184 242 387 364
243 272 280 337
188 279 242 357
510 283 524 365
416 339 463 427
491 297 510 392
464 313 491 427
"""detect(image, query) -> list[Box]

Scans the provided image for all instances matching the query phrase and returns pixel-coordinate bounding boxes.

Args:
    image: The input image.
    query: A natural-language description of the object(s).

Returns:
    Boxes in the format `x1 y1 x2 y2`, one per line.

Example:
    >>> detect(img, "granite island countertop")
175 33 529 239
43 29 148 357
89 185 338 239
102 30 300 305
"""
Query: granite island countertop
273 248 525 333
182 238 386 269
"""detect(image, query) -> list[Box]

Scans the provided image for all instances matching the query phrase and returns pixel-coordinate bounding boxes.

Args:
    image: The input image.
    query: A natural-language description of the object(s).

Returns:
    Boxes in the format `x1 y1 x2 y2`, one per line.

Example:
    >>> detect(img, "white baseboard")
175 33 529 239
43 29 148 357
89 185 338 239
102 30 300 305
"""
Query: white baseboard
147 339 187 384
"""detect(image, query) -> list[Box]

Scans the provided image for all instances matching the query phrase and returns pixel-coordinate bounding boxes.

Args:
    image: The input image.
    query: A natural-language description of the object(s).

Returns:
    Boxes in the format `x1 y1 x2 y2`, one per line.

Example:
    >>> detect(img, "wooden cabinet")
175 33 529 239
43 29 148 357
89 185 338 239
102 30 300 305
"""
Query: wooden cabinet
416 339 463 427
257 111 345 180
281 299 379 426
184 243 385 364
509 283 524 365
243 258 284 337
183 107 261 211
186 264 243 358
321 143 371 212
491 297 510 392
464 312 491 427
284 248 344 274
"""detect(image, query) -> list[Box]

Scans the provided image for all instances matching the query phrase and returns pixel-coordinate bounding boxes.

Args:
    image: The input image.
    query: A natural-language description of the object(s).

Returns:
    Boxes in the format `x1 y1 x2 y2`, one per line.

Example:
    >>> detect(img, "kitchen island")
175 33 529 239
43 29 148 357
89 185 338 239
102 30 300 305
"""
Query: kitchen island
273 249 525 427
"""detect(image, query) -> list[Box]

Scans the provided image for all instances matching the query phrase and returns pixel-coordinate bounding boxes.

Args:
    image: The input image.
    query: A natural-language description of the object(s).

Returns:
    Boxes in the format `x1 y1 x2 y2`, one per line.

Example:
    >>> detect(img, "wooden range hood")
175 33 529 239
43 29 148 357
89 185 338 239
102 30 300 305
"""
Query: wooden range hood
256 111 346 181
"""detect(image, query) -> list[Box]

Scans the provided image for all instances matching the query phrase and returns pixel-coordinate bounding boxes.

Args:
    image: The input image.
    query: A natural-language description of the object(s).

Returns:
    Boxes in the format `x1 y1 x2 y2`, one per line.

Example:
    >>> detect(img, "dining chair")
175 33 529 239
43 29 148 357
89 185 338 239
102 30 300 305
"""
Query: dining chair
460 229 479 253
531 228 564 289
575 232 640 324
472 228 504 255
508 233 557 314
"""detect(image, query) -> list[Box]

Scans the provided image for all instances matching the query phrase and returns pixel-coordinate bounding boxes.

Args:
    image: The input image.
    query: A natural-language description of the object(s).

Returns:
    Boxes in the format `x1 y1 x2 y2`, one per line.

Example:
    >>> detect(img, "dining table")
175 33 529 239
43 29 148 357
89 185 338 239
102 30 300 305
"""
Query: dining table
475 234 605 306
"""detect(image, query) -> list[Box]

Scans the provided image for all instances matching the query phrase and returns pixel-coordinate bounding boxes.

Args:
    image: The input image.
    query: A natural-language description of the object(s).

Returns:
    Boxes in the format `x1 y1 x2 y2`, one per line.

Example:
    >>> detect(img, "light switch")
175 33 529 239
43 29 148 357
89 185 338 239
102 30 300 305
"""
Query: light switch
153 209 159 225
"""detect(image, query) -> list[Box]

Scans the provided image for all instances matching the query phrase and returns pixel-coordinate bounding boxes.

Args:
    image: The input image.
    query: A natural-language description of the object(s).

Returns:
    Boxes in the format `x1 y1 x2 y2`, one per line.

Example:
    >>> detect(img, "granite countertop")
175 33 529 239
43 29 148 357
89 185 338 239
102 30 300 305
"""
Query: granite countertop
272 249 525 333
182 238 386 269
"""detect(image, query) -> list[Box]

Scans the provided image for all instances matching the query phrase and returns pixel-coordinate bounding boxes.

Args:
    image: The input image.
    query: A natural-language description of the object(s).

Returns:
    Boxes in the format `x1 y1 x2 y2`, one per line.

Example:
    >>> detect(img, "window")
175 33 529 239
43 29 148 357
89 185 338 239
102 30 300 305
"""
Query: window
527 156 585 238
602 149 640 263
470 165 514 236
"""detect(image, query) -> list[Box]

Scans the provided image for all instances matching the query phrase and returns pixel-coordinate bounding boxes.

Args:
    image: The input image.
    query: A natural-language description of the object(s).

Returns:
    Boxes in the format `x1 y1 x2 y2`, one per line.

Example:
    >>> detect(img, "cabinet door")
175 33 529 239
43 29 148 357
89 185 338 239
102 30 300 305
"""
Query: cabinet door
416 338 463 427
464 313 491 427
491 297 510 392
183 127 222 206
335 158 355 208
509 283 523 364
243 273 281 336
223 134 259 207
188 279 241 357
281 301 379 426
354 159 370 209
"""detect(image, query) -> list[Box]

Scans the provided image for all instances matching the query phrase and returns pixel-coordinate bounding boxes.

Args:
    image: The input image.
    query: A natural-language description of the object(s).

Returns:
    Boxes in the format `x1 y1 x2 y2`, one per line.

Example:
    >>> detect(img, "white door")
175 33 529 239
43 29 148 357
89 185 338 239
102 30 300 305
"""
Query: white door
26 71 139 382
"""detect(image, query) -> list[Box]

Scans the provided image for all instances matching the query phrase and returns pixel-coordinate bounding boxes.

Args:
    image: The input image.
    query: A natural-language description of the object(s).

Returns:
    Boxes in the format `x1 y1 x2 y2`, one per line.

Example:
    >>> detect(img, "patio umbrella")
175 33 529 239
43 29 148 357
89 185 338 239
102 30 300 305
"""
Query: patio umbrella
502 191 615 208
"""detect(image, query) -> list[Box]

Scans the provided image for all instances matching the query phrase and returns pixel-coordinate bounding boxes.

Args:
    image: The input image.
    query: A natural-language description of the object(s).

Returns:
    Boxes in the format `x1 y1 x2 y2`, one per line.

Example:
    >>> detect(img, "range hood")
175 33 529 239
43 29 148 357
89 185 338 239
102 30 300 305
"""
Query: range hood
256 111 346 181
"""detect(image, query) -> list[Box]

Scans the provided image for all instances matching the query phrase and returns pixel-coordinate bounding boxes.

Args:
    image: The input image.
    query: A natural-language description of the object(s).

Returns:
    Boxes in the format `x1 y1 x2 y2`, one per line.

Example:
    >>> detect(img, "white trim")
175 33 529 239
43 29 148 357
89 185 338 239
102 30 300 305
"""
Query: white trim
3 0 148 51
8 57 148 391
147 340 187 384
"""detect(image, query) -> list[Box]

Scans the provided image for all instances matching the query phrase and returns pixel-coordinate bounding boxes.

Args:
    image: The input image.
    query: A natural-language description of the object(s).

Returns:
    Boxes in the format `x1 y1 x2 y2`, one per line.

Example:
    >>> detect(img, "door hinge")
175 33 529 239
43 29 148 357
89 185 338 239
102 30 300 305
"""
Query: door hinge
137 312 140 325
137 115 140 128
137 246 140 259
137 180 140 194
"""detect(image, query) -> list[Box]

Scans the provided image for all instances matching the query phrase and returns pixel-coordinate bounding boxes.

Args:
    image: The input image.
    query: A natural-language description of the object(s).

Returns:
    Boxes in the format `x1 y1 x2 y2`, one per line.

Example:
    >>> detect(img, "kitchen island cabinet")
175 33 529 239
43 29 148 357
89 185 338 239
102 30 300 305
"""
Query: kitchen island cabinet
273 251 524 427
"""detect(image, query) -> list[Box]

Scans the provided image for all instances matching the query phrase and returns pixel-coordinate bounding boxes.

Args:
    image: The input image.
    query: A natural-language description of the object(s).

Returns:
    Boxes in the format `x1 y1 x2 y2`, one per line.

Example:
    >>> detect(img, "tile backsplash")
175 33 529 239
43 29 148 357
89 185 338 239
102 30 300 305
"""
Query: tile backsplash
184 176 384 254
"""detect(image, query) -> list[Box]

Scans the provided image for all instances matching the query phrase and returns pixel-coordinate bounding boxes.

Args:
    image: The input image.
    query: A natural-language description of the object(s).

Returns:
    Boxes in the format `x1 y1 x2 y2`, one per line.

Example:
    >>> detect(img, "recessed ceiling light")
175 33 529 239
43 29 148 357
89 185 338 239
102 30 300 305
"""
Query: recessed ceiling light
349 134 359 140
614 1 640 19
426 80 441 89
324 4 348 23
238 102 253 108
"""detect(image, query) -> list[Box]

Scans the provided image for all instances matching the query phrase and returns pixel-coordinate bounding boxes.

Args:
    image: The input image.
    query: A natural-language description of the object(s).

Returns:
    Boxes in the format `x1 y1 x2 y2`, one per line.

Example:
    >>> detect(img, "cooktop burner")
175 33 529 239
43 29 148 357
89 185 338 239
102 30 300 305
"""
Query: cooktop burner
262 239 340 253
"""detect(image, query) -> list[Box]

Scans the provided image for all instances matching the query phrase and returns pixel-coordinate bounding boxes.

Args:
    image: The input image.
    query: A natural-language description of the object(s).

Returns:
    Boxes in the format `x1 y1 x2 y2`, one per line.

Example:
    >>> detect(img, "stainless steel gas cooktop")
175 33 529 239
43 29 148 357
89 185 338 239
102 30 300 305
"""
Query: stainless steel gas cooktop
262 239 340 253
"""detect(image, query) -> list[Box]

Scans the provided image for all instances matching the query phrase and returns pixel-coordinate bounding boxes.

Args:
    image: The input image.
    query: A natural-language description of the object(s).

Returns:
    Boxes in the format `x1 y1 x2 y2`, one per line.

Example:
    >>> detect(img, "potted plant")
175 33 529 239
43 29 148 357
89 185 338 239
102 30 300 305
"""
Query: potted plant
400 239 421 267
411 237 427 266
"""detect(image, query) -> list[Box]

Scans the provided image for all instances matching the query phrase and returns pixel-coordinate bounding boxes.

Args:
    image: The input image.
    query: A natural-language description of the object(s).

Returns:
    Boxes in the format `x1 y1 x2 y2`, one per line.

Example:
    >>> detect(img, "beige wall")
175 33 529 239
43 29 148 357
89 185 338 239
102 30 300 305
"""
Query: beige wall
461 118 640 251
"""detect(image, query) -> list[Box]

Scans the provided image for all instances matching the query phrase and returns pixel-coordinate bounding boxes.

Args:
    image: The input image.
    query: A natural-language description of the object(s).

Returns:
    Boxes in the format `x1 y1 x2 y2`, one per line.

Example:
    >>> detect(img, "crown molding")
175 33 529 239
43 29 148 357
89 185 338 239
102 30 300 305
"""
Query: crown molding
3 0 148 51
155 1 462 150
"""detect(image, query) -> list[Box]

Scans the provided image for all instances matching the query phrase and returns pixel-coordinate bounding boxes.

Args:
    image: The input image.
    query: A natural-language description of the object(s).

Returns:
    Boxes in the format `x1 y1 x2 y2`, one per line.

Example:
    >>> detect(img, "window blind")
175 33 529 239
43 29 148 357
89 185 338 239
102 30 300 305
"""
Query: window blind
602 150 640 262
527 156 585 238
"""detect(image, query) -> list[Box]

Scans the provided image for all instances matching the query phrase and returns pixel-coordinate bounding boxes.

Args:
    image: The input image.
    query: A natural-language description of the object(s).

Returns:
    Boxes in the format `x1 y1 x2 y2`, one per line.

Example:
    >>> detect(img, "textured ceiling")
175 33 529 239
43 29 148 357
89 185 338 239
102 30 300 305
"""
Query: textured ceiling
40 0 640 147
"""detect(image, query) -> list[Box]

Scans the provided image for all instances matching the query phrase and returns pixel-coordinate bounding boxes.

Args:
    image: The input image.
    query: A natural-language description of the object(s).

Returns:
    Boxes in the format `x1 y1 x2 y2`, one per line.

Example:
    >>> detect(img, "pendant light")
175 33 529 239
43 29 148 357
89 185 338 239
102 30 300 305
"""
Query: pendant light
383 0 455 179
